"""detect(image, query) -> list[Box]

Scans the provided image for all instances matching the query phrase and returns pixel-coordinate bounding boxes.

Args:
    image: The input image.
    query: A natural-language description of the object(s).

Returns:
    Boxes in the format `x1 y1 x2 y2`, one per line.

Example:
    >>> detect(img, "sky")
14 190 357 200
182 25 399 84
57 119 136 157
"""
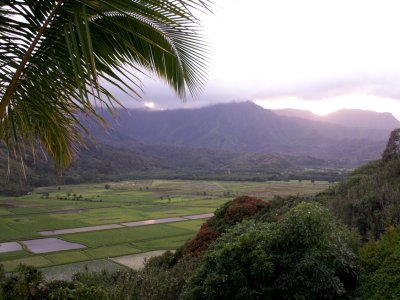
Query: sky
116 0 400 120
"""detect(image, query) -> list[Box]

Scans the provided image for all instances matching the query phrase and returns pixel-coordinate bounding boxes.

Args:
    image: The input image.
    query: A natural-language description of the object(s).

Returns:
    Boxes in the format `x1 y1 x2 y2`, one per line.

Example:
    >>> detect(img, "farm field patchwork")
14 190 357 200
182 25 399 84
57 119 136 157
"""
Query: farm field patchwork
0 179 329 274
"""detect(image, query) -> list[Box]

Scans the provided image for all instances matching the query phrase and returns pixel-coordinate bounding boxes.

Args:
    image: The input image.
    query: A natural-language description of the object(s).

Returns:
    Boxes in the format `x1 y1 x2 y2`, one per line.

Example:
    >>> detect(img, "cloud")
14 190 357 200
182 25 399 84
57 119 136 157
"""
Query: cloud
99 0 400 117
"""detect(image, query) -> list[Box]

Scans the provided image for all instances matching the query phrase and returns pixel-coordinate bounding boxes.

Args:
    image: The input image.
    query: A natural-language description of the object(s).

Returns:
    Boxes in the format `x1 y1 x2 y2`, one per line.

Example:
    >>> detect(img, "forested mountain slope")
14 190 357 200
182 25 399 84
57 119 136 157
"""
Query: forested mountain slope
99 102 390 165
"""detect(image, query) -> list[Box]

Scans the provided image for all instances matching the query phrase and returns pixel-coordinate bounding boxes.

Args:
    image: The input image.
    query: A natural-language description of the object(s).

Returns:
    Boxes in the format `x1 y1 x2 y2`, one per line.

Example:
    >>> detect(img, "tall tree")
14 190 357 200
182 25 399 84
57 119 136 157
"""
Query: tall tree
0 0 211 169
382 128 400 163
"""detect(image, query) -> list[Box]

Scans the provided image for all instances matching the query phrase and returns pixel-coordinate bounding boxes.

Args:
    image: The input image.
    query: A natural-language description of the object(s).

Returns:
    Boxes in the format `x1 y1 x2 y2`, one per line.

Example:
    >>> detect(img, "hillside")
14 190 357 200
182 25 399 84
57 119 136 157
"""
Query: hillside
98 102 389 166
0 142 306 195
324 109 400 130
274 108 400 130
2 101 392 195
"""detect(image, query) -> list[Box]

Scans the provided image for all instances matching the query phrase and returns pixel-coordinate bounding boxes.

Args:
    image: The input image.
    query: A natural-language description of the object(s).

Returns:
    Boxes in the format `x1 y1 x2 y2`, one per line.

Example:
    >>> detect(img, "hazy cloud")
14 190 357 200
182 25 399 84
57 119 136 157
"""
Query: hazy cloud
105 0 400 118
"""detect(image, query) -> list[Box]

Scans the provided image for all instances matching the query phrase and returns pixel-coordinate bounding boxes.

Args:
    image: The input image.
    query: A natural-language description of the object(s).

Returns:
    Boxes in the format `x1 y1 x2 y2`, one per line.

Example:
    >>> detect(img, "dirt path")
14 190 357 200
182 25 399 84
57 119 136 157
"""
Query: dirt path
38 213 214 236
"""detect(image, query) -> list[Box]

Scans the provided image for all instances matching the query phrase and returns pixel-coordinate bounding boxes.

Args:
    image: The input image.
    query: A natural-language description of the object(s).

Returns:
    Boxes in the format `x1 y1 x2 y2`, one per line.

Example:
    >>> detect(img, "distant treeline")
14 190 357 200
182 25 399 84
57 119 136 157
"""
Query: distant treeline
0 142 347 196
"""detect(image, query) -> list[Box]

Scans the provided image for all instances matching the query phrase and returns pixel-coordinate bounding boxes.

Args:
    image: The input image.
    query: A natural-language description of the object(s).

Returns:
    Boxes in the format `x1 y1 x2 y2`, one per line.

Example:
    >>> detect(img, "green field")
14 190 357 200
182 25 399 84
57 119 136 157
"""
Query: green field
0 179 329 274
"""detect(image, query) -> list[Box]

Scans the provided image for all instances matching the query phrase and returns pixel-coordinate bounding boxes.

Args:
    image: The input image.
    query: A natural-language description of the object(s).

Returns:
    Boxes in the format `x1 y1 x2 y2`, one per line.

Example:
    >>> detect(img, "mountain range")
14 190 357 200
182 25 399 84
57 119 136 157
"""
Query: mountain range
2 101 396 195
93 101 394 166
274 108 400 130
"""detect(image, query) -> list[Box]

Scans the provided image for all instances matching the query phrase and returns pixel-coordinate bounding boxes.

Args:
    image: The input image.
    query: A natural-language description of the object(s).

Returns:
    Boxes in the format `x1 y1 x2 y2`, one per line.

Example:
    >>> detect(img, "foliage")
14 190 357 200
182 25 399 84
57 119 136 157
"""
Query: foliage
0 0 211 169
326 156 400 239
207 195 271 233
223 196 271 223
182 220 273 300
382 128 400 163
73 255 202 300
0 264 109 299
0 141 340 196
0 264 45 300
47 282 109 300
183 223 221 256
321 130 400 239
268 202 359 300
181 195 270 256
357 226 400 299
255 194 314 223
183 202 359 300
144 250 177 269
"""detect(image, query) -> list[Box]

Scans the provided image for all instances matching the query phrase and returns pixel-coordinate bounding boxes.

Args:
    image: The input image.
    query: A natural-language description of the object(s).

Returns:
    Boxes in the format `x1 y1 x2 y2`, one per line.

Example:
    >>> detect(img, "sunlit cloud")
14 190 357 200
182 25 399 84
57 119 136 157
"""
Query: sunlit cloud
254 93 400 120
144 101 156 109
110 0 400 118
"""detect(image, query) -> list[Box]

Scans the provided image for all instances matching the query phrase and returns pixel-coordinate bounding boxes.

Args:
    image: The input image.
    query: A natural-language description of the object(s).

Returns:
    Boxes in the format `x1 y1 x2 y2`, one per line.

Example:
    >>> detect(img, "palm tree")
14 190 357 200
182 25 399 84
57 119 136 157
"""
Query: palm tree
0 0 211 169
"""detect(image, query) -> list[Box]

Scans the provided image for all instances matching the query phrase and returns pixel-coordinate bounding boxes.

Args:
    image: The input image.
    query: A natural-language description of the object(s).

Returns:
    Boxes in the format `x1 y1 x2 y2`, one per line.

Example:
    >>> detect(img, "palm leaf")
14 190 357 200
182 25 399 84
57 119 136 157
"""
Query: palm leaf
0 0 211 170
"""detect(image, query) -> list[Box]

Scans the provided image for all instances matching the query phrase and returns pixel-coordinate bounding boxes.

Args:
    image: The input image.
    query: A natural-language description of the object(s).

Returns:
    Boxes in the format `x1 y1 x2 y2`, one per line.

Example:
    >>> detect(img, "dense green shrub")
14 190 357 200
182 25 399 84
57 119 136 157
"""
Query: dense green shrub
182 220 273 300
47 283 109 300
144 250 176 269
183 202 359 300
357 226 400 299
0 264 45 300
268 202 359 299
255 194 314 223
326 158 400 239
322 131 400 240
72 255 202 300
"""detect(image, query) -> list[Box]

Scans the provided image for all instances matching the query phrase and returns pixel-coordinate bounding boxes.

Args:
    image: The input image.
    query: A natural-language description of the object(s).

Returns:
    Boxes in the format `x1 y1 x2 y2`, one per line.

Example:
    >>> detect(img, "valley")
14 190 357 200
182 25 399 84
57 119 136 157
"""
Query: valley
0 179 329 278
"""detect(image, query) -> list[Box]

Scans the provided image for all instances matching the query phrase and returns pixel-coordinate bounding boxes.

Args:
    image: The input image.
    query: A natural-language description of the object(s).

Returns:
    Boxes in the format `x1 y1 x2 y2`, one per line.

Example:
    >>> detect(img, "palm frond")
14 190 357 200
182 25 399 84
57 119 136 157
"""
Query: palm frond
0 0 211 170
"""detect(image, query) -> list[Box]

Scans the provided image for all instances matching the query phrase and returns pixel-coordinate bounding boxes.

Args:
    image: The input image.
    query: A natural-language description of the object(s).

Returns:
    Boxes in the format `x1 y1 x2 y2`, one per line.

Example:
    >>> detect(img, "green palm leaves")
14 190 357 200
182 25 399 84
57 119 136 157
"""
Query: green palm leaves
0 0 211 169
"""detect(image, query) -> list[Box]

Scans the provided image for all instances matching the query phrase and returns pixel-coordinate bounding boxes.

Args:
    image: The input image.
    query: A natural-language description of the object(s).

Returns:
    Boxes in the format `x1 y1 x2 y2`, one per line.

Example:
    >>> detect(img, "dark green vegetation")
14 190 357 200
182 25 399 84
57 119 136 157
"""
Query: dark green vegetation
0 142 343 196
2 130 400 299
324 129 400 240
357 227 400 300
183 203 358 300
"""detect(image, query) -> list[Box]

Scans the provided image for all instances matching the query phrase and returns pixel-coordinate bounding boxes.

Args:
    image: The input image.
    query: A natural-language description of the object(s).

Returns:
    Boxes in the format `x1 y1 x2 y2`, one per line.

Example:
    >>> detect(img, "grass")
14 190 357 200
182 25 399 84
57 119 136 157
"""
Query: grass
168 219 205 231
0 179 330 273
2 256 52 272
84 245 141 259
134 234 194 251
45 251 90 265
0 249 29 261
63 222 195 247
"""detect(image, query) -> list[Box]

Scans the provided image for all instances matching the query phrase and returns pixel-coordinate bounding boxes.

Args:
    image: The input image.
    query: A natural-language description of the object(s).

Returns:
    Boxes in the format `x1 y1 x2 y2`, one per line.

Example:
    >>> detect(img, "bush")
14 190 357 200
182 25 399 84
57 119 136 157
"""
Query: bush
182 221 273 300
207 195 270 232
184 224 221 256
268 202 359 299
182 196 270 256
47 283 109 300
357 226 400 299
323 133 400 240
255 194 313 223
183 202 359 300
0 264 45 300
72 256 202 300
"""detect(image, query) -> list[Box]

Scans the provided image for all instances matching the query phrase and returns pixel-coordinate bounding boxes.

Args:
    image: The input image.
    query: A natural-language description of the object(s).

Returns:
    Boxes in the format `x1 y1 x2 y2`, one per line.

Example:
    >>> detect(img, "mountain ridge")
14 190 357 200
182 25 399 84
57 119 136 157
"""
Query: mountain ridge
95 101 389 166
273 108 400 130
